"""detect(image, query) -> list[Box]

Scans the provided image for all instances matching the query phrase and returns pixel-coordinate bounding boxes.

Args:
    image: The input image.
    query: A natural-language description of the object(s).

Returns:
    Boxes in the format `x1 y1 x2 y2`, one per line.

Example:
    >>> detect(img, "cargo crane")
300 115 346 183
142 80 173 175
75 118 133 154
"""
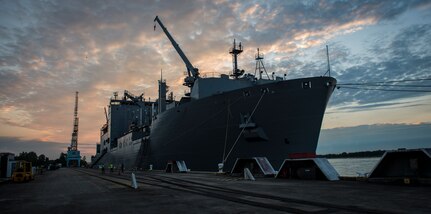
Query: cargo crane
66 91 81 167
154 16 199 88
70 91 79 151
104 107 109 124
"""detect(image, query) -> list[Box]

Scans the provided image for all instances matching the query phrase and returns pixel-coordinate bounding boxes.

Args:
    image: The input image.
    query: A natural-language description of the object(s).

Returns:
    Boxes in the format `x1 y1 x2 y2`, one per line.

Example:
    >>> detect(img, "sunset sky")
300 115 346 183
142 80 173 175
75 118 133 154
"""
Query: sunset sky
1 0 430 160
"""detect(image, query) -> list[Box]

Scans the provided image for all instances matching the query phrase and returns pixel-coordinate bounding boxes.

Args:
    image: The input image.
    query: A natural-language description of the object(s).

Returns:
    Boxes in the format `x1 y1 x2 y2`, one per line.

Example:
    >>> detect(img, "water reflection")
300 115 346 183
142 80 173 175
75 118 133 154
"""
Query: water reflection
328 157 381 177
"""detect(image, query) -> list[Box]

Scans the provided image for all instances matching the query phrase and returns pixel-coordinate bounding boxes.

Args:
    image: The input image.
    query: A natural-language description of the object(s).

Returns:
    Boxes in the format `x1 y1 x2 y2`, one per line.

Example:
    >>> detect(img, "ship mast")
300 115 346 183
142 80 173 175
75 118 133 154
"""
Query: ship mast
154 16 199 88
254 48 269 79
230 39 244 78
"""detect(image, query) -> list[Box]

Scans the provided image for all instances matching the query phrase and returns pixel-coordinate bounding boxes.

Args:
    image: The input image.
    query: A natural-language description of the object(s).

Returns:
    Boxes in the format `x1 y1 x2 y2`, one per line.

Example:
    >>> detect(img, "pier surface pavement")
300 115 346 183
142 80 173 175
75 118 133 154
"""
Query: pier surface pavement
0 168 430 213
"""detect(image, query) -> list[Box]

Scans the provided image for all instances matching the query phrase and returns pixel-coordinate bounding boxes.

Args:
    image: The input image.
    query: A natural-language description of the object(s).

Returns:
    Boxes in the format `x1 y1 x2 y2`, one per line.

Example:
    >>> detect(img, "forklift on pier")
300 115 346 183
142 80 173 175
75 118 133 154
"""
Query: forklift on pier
12 161 34 182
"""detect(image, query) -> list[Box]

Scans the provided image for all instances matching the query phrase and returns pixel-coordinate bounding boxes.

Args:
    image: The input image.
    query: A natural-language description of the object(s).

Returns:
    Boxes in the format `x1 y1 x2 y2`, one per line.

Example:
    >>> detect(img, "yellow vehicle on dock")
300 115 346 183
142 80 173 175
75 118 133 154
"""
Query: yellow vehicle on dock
12 161 34 182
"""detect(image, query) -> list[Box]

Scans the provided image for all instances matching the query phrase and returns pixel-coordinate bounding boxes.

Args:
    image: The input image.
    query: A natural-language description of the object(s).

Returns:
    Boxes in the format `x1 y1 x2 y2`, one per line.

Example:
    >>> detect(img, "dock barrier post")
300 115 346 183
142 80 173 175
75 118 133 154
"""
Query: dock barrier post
244 168 255 181
131 173 138 189
218 163 224 173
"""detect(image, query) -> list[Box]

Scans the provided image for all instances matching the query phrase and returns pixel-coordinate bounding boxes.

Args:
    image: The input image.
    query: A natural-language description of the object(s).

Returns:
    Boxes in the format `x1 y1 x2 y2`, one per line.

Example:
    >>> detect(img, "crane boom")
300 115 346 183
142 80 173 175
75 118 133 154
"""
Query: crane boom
154 16 199 87
104 107 108 123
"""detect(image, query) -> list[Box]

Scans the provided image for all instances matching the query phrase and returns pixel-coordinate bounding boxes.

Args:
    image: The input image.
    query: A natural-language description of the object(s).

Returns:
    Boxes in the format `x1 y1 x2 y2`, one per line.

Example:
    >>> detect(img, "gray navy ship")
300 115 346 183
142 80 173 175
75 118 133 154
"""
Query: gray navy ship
91 16 337 172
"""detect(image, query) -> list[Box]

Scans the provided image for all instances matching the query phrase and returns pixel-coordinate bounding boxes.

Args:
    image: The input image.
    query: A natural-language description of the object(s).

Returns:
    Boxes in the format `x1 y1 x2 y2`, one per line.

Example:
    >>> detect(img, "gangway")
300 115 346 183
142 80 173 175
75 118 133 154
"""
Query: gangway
90 149 107 168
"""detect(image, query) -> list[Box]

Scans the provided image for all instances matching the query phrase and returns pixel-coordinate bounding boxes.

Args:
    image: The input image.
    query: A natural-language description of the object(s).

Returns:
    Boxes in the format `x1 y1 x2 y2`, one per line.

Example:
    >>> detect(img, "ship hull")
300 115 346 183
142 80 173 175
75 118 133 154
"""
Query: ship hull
94 138 146 170
147 76 337 171
94 77 336 171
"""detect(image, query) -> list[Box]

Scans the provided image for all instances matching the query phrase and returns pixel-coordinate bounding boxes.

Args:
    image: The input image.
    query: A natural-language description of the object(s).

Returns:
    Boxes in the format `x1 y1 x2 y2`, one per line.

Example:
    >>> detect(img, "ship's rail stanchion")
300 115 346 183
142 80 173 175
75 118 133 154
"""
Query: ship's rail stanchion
131 173 138 189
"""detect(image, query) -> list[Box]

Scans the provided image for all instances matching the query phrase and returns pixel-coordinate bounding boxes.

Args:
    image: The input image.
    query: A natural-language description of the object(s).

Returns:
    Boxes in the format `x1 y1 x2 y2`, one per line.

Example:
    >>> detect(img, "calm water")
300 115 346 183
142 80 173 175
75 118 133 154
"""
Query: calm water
328 157 381 177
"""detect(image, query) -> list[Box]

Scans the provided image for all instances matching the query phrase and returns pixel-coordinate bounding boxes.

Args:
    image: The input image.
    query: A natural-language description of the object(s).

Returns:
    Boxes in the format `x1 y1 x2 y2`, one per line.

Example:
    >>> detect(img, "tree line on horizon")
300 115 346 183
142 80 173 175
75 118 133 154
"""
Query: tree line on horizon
14 151 88 167
318 150 386 159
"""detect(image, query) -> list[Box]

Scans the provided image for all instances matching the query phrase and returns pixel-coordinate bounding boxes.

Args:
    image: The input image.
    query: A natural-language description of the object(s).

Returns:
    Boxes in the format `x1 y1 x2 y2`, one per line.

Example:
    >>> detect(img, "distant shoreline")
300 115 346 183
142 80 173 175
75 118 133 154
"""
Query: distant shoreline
317 150 385 159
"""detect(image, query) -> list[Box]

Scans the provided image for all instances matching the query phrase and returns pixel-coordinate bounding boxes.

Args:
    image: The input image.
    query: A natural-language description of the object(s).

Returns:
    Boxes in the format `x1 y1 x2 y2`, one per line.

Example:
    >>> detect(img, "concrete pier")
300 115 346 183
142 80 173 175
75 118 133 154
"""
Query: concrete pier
1 168 430 213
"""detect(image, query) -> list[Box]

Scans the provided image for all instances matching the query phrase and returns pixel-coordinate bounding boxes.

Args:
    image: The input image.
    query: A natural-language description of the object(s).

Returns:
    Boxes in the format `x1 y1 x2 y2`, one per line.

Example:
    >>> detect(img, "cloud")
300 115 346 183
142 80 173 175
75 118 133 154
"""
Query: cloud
326 24 431 112
317 123 431 154
326 100 423 113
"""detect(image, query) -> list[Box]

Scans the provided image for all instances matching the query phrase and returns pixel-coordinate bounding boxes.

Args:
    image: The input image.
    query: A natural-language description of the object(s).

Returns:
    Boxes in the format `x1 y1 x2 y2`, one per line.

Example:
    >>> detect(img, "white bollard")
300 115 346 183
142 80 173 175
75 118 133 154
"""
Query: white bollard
218 163 224 173
131 173 138 189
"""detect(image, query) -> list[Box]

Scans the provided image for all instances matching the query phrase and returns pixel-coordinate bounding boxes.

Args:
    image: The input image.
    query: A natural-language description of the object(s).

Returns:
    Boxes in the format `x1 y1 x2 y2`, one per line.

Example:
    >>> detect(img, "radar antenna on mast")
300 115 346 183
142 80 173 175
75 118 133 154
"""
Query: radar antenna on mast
230 39 244 78
255 48 270 79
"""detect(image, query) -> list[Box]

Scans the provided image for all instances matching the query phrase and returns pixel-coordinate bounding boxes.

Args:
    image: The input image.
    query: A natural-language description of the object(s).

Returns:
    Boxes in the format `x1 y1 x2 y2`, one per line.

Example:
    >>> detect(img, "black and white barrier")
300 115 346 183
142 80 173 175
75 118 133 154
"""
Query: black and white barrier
276 158 339 181
368 148 431 184
231 157 276 177
165 160 188 173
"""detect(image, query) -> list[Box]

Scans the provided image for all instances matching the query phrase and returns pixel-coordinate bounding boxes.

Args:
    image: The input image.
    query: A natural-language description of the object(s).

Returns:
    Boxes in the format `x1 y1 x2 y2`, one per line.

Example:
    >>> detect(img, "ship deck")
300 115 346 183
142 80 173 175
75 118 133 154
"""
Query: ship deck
1 168 429 213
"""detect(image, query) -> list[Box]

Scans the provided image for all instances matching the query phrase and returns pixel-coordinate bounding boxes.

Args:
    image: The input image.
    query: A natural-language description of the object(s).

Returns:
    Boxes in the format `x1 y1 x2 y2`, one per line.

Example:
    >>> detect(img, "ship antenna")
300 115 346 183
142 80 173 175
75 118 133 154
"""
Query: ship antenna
254 48 270 79
229 39 244 78
324 45 331 77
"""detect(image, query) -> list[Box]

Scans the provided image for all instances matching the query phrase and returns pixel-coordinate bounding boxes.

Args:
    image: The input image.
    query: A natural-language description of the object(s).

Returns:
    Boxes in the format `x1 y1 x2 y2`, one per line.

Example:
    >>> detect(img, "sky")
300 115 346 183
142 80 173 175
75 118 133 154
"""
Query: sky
0 0 430 159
